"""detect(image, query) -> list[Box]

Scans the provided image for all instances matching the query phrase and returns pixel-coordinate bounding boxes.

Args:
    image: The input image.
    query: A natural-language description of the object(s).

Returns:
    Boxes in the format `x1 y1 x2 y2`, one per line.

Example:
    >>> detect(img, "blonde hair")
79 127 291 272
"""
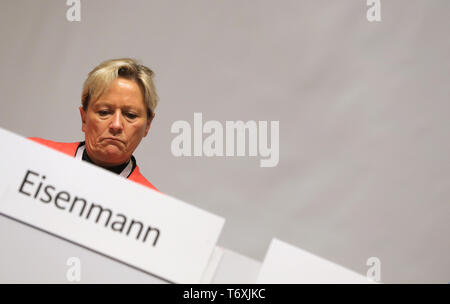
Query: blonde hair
81 58 158 118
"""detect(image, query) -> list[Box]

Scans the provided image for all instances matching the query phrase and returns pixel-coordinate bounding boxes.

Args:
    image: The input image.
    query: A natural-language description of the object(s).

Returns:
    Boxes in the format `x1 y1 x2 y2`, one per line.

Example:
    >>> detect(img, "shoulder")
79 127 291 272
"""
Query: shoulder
128 165 160 192
28 137 80 157
28 137 160 192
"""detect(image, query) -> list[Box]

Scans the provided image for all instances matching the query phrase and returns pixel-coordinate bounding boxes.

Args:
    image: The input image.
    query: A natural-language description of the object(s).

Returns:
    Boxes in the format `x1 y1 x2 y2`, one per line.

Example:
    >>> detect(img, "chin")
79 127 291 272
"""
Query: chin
102 148 128 164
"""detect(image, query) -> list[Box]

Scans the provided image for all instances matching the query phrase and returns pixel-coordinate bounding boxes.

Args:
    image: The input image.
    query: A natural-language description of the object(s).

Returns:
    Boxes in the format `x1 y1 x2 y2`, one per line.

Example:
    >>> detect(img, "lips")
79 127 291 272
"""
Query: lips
103 137 124 144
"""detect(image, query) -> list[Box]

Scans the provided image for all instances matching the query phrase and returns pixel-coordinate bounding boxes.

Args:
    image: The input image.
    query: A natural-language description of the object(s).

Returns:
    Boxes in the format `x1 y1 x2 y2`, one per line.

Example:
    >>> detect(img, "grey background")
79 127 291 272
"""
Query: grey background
0 0 449 283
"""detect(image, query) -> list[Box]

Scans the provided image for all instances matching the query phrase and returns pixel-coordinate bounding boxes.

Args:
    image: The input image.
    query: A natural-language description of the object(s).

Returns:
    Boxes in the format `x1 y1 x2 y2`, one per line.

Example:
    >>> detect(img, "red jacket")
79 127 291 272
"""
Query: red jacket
28 137 159 192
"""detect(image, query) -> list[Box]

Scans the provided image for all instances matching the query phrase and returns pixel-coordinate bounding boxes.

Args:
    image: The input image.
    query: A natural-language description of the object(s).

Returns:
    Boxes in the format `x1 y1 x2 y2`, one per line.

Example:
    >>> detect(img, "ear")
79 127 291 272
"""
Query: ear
79 106 87 133
144 112 155 137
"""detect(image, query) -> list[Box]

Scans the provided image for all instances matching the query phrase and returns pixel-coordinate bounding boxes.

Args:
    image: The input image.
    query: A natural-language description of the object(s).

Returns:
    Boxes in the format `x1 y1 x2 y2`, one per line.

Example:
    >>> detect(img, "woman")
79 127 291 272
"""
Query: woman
29 58 159 191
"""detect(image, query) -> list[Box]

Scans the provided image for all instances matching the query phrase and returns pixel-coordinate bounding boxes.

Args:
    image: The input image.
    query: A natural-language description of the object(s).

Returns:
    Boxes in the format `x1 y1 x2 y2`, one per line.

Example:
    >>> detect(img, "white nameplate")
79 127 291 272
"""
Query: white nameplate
257 239 372 283
0 127 225 283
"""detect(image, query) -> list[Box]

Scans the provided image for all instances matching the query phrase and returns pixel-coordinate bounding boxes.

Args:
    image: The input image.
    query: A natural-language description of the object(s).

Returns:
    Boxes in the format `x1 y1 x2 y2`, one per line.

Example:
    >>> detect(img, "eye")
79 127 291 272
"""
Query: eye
125 113 138 119
98 110 109 116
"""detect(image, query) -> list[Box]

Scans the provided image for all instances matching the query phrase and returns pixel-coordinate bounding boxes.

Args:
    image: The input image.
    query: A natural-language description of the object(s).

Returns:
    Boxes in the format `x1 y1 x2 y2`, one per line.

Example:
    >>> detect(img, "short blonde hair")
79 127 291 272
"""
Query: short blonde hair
81 58 158 118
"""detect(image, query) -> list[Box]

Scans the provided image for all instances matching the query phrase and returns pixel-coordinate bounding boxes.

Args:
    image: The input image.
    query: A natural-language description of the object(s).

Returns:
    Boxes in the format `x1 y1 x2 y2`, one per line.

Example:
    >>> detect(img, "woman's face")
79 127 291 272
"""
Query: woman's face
79 78 152 167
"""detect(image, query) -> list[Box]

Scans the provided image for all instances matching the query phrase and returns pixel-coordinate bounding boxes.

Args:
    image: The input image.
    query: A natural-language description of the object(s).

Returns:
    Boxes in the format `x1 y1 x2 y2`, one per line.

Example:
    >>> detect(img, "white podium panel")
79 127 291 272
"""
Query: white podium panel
257 239 372 284
0 214 165 283
0 127 224 283
211 248 261 284
0 213 260 283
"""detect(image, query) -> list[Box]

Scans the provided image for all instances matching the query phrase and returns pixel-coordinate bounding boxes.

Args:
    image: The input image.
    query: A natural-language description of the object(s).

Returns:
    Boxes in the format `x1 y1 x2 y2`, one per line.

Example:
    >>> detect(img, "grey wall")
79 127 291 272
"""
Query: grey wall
0 0 449 283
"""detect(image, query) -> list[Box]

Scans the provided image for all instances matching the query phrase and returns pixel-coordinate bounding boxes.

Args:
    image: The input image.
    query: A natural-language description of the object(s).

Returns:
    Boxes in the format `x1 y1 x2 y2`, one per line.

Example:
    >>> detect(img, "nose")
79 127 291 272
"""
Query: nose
109 110 124 134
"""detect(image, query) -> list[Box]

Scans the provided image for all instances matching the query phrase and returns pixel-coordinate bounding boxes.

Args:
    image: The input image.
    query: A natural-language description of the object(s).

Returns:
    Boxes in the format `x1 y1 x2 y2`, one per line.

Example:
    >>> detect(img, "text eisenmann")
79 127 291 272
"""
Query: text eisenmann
18 169 160 246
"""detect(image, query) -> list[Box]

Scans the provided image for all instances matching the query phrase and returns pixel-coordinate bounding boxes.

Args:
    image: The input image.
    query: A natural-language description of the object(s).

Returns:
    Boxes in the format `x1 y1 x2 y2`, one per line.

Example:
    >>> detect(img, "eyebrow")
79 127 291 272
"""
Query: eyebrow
93 102 143 113
93 101 113 108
